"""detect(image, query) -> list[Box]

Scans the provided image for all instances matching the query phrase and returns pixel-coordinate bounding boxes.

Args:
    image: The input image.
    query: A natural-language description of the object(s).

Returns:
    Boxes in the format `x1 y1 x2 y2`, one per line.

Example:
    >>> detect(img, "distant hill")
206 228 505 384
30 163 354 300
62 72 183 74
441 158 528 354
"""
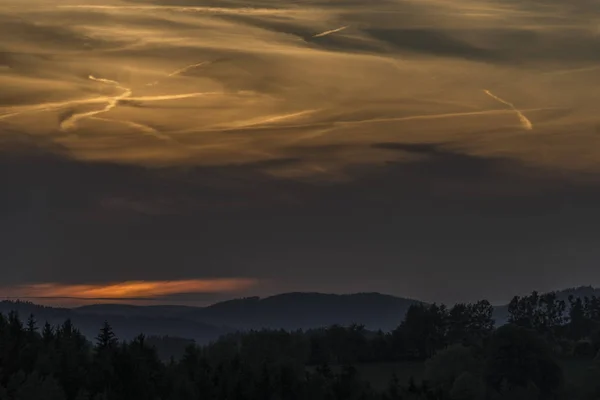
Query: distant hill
76 292 422 332
71 287 600 331
0 301 229 343
4 288 599 343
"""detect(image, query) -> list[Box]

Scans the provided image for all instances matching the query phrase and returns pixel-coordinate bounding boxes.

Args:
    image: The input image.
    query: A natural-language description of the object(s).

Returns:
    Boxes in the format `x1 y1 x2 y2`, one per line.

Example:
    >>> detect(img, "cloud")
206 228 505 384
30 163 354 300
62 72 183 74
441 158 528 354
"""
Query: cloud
363 28 497 61
0 279 259 300
2 138 600 304
2 0 600 304
1 0 598 175
313 26 348 38
483 90 532 130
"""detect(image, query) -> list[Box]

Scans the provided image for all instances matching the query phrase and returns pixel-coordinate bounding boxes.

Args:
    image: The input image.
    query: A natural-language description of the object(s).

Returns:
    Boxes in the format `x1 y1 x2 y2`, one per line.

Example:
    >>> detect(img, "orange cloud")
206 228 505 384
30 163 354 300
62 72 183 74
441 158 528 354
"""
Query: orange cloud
2 279 258 299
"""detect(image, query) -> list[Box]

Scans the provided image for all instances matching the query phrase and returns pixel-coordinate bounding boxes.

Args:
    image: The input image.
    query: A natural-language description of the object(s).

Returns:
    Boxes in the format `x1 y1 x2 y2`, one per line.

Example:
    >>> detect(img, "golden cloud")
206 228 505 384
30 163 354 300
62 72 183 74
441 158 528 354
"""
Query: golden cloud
1 0 599 178
2 279 258 299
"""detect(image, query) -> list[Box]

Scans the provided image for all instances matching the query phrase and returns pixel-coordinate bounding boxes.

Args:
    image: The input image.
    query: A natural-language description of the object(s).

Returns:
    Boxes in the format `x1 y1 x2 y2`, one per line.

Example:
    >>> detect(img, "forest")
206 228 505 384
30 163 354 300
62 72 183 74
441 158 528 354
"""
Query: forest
1 291 600 400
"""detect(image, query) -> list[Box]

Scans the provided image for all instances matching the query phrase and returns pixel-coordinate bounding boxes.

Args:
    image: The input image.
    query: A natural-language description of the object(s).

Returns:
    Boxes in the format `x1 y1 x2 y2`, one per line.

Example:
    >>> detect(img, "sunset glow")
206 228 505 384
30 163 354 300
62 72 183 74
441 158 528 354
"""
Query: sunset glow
1 279 258 300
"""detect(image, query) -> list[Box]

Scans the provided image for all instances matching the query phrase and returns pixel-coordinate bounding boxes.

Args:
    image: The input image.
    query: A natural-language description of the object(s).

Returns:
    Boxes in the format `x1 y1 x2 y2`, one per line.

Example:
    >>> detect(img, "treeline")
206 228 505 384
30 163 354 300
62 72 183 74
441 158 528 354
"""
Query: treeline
2 292 600 399
242 300 496 365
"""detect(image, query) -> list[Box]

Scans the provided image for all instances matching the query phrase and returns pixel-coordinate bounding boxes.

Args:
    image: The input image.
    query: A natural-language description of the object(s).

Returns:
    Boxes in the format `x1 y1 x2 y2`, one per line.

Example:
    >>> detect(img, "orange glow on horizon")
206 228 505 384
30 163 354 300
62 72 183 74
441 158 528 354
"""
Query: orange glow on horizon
2 279 258 300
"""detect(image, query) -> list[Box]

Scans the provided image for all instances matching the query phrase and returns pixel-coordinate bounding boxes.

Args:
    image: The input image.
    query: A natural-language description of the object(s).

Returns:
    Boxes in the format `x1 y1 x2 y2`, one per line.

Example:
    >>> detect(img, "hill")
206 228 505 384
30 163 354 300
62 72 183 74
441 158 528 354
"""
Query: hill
75 292 421 332
0 301 228 343
4 287 599 342
71 286 600 330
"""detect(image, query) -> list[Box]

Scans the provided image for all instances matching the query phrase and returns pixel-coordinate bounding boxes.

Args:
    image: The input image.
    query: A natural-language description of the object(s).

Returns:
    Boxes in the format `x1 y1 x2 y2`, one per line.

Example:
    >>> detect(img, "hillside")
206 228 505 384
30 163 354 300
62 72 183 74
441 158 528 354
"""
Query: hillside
3 287 599 342
76 292 421 332
79 288 600 331
0 301 228 343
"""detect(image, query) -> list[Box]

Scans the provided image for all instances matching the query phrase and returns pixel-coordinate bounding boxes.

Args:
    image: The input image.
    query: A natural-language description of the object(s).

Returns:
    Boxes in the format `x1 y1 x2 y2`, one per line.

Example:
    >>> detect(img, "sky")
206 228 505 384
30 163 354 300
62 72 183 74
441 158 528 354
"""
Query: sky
1 0 600 306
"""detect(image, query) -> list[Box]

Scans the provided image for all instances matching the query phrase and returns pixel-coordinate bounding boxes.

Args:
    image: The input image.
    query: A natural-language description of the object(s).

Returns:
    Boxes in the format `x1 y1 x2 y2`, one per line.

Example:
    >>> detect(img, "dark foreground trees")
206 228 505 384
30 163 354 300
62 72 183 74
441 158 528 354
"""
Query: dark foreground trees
1 291 600 400
484 325 564 400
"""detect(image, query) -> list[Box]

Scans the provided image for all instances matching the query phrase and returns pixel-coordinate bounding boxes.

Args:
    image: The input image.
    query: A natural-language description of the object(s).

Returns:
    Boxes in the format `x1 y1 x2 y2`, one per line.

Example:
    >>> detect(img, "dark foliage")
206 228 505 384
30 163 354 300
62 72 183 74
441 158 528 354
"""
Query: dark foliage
2 290 600 399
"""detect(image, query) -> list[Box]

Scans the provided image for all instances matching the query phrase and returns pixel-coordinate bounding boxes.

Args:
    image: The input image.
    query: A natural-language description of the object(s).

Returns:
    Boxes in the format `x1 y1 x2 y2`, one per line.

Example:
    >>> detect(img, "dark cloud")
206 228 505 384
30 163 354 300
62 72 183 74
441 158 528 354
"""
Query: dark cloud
0 16 128 53
2 138 600 304
364 29 497 62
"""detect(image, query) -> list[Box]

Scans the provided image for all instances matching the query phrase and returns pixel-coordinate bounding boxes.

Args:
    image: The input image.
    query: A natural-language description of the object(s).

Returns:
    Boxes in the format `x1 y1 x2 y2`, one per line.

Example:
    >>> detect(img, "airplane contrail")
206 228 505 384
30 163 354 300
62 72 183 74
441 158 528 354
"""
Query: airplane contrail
57 5 295 16
61 75 132 130
196 107 559 133
225 109 319 129
89 117 174 141
334 107 553 127
543 65 600 76
60 88 132 130
255 110 319 124
88 75 121 86
0 111 27 121
1 74 221 129
313 26 348 38
145 62 210 86
483 90 533 130
128 92 221 102
168 61 209 77
60 76 210 129
0 97 110 121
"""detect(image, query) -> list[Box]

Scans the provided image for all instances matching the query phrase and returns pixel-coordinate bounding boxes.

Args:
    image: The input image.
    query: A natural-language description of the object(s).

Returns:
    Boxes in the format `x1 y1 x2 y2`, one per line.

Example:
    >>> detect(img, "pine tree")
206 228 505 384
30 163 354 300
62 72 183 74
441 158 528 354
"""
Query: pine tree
26 315 37 336
42 323 54 344
95 321 118 351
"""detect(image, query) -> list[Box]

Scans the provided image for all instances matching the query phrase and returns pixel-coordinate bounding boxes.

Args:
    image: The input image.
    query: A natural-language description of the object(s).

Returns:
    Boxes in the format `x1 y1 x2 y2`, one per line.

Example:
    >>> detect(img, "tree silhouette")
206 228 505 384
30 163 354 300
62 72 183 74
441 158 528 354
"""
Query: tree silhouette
1 293 596 400
485 324 563 400
95 321 117 351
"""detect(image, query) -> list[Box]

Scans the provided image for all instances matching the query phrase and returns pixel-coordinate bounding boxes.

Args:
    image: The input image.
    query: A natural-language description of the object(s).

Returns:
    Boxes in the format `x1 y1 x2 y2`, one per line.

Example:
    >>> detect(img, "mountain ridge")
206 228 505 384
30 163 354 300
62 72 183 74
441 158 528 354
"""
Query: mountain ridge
2 287 599 343
74 291 421 332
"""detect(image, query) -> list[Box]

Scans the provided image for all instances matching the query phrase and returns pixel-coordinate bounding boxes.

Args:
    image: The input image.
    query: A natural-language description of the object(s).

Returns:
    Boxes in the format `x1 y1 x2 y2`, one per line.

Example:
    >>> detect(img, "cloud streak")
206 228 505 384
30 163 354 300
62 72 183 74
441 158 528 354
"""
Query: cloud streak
146 61 211 86
2 279 259 300
0 97 111 121
57 5 304 16
61 75 132 130
313 26 348 38
483 89 533 131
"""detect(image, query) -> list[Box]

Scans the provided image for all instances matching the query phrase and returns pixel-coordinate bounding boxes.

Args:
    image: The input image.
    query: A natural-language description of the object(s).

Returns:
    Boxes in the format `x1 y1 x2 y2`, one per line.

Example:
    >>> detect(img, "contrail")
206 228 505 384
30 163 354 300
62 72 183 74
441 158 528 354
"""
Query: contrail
89 117 174 141
58 5 297 15
88 75 121 86
61 75 132 130
198 107 558 133
0 73 222 130
0 96 110 121
0 111 26 121
168 61 209 77
62 76 208 129
313 26 348 38
256 110 318 124
543 65 600 76
145 62 210 86
334 107 553 127
60 88 132 130
128 92 221 102
483 89 533 130
226 109 319 129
